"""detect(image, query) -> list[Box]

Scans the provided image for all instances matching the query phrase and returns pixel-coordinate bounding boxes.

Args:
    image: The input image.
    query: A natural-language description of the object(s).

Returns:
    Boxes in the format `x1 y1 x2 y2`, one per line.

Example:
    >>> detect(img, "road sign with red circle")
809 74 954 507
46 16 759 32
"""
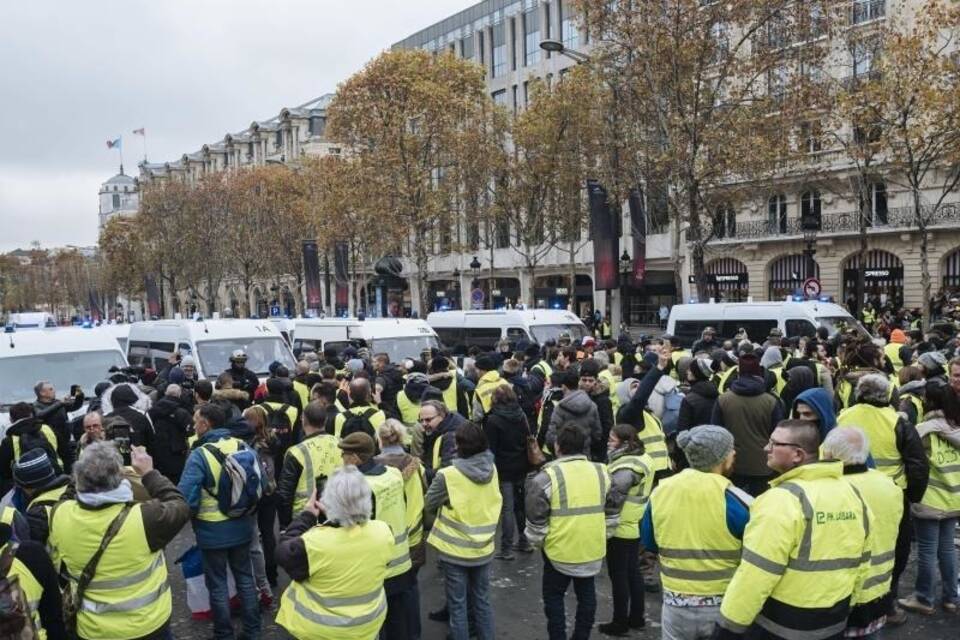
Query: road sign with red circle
802 278 821 299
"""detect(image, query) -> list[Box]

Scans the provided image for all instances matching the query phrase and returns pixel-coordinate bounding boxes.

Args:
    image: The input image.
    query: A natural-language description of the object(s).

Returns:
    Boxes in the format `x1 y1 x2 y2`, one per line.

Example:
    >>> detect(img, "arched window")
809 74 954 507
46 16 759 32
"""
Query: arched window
800 190 822 230
768 194 787 234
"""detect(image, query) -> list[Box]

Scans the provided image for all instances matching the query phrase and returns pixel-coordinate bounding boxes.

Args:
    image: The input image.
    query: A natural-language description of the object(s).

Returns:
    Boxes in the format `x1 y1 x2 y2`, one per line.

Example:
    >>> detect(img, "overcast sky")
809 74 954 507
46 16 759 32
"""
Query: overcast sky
0 0 472 252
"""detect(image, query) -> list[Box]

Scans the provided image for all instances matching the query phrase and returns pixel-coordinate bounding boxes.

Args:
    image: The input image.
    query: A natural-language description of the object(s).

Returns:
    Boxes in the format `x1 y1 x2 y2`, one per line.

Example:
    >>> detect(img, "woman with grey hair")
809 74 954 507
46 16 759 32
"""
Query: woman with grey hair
275 465 396 639
48 441 189 640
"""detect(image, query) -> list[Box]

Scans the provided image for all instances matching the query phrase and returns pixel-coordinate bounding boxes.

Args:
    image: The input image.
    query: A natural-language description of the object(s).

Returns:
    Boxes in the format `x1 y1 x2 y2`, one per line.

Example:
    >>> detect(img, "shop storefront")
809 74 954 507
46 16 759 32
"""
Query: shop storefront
624 270 678 326
474 277 521 309
693 258 750 302
534 274 594 315
942 247 960 290
842 250 904 309
768 254 820 301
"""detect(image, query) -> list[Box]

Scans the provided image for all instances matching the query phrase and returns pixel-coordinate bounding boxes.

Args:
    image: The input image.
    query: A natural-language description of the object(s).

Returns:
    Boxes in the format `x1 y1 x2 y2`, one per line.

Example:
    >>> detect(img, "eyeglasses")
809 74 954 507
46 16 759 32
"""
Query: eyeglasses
768 439 804 449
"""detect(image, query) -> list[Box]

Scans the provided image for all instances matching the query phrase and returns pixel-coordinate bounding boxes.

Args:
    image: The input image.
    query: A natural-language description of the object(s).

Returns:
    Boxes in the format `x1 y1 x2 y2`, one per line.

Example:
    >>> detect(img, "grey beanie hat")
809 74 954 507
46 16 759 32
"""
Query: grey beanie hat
677 425 734 471
918 351 946 373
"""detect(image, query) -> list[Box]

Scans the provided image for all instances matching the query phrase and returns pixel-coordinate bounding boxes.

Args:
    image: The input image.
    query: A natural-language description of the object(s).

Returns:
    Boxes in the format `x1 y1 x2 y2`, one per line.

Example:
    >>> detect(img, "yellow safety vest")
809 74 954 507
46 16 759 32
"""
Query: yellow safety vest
920 432 960 513
720 462 869 638
612 352 624 367
768 366 787 397
403 464 427 548
196 436 247 522
262 401 299 433
639 411 670 472
396 390 420 426
837 404 905 488
717 366 738 393
842 468 902 605
608 453 654 540
650 469 745 596
12 424 62 467
862 309 876 327
292 380 310 410
669 350 691 381
334 406 386 439
901 393 924 425
364 467 411 579
531 360 553 381
599 370 621 416
276 520 393 640
187 433 198 448
883 343 905 373
542 457 609 568
440 384 458 416
27 484 68 524
51 502 170 640
427 465 502 563
0 506 16 528
285 433 341 514
1 543 45 638
836 372 896 411
473 371 511 420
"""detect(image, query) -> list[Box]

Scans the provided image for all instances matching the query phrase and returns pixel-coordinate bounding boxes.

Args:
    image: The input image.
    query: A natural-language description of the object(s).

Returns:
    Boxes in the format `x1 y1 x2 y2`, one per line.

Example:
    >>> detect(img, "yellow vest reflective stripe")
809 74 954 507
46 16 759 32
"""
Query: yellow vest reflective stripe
396 391 420 426
196 437 246 522
609 453 655 540
651 469 744 595
3 544 45 639
188 433 198 448
883 343 904 372
28 484 68 523
837 372 896 411
768 366 787 397
404 465 427 547
427 465 502 563
720 462 870 637
286 434 341 514
292 380 310 410
837 404 905 488
717 366 738 393
639 412 670 472
474 372 511 419
276 520 392 639
12 424 61 466
0 506 15 527
599 370 621 416
532 361 553 380
843 468 903 605
543 457 609 567
364 467 411 578
431 436 443 471
51 502 170 639
920 432 960 512
334 406 386 439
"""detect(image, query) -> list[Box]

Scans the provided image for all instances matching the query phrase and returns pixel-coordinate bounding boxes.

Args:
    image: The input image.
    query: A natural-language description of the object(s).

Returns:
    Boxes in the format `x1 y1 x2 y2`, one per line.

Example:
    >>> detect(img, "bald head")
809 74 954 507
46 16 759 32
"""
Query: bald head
349 378 372 405
296 361 310 376
822 427 871 466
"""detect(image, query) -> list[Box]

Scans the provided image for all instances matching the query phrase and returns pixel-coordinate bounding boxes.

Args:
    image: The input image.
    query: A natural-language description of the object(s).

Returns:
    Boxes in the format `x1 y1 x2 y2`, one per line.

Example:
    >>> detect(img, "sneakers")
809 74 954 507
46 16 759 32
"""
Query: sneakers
514 541 535 554
885 606 908 627
944 601 958 613
495 549 516 561
898 596 935 615
597 621 630 636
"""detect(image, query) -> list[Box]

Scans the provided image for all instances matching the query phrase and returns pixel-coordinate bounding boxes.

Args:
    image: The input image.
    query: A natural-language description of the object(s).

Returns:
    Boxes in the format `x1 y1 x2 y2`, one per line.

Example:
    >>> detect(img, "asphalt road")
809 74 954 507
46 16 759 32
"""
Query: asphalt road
164 524 958 640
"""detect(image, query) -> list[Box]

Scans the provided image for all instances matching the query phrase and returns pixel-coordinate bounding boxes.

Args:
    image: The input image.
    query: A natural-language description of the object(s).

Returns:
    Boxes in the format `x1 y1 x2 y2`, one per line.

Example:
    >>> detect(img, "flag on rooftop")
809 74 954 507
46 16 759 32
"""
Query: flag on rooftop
133 128 145 136
106 137 121 149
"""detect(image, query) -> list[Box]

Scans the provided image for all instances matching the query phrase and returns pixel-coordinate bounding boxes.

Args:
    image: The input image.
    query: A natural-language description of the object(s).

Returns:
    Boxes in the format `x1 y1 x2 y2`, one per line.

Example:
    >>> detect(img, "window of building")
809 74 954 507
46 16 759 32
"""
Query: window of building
274 130 282 149
852 40 878 78
512 85 519 114
560 0 578 50
309 116 325 137
768 65 787 102
861 181 888 226
492 21 507 77
247 142 254 159
112 194 120 209
800 190 822 229
853 0 885 25
768 194 788 233
462 33 475 60
492 89 509 107
478 31 485 65
467 219 480 250
524 9 541 66
496 218 511 248
544 2 551 39
714 204 736 239
523 81 530 107
799 121 823 153
647 182 669 232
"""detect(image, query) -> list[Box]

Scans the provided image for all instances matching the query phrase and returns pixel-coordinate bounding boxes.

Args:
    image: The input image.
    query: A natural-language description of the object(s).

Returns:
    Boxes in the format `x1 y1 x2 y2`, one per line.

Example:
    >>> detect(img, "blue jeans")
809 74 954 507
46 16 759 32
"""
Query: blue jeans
542 555 596 640
914 517 959 606
441 560 494 640
201 544 261 640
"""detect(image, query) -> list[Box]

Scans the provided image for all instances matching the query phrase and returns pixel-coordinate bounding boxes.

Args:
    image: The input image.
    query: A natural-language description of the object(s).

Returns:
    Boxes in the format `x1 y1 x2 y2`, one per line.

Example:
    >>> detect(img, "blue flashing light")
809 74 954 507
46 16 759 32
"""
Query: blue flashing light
81 321 93 329
3 325 14 334
819 295 831 302
792 295 806 302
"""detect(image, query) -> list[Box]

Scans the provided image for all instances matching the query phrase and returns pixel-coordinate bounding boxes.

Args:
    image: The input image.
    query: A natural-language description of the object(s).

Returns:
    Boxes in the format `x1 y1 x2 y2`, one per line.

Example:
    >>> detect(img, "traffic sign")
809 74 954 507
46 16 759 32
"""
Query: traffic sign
270 305 282 317
470 288 485 310
802 278 821 299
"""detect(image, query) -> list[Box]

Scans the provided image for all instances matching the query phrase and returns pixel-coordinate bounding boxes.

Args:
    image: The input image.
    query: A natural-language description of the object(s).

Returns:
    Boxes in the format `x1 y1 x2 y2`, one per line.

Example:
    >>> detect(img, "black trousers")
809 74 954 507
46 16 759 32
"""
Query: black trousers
257 493 278 585
381 570 413 640
890 490 913 608
606 537 644 626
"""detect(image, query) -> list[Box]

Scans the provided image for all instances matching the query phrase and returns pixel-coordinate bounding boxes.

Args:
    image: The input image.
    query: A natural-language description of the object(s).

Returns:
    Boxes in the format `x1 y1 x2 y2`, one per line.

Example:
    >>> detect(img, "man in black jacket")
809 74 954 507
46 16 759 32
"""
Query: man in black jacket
104 383 154 449
224 349 260 401
147 384 192 483
578 358 614 461
32 380 82 471
0 404 64 495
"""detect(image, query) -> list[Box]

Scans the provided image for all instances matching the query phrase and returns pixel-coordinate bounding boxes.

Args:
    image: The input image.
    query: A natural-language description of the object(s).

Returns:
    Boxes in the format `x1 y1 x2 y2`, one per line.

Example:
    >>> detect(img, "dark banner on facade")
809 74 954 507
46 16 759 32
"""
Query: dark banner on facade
334 241 349 310
302 240 322 312
628 188 646 287
145 275 161 319
87 289 102 322
588 180 618 291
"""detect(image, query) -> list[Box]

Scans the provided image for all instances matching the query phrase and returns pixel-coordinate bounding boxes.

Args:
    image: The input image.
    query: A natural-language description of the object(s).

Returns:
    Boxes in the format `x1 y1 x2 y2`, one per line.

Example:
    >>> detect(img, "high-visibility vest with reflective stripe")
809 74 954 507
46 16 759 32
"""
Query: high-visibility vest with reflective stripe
884 343 905 373
286 434 341 515
531 361 553 381
768 366 787 397
608 453 654 540
196 437 246 522
669 350 691 381
901 393 924 426
542 457 609 567
440 384 458 416
292 380 310 411
650 469 744 595
638 411 670 472
396 390 420 426
720 462 869 638
0 506 15 528
920 432 960 512
276 519 393 640
843 468 902 605
364 467 411 579
473 371 511 419
612 352 623 367
12 424 61 467
403 464 427 547
28 484 68 527
2 543 45 639
717 366 738 393
51 502 170 640
334 406 386 439
599 370 621 416
836 372 896 410
262 401 298 432
837 404 905 488
427 464 502 563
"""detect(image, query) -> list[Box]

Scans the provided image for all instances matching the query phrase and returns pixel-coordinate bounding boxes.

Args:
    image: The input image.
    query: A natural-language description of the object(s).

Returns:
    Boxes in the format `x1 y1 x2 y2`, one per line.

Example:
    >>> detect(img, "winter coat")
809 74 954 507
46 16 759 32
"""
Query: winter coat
32 397 80 472
147 396 192 483
104 405 154 449
546 390 602 457
589 384 615 461
711 375 784 477
422 411 469 480
912 412 960 520
780 366 815 416
483 401 530 482
427 370 471 419
677 380 719 432
211 388 250 423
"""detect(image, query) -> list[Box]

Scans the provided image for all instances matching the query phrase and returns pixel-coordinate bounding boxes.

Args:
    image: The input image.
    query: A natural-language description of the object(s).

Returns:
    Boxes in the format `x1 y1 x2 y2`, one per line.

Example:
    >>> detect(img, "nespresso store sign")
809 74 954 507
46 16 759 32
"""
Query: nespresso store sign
843 268 903 282
689 273 749 285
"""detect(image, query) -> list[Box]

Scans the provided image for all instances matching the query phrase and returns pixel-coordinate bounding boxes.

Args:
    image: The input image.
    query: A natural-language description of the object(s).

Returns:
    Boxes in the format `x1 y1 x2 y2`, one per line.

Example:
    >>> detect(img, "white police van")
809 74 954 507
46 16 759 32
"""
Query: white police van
292 318 440 363
126 319 296 379
427 309 589 350
0 326 127 428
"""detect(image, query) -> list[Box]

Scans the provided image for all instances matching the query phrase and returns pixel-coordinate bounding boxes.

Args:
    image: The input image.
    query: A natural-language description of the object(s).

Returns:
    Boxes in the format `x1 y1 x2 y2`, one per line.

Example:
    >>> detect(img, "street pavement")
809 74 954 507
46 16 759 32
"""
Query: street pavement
165 524 958 639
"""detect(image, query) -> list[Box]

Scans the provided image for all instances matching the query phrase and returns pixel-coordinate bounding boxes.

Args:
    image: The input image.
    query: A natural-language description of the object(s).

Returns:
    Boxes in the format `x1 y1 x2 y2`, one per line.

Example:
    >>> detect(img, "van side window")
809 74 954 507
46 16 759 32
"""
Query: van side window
293 339 319 354
674 321 720 348
786 320 816 339
434 328 464 350
506 328 528 345
463 328 502 350
128 340 150 367
177 343 192 357
734 321 779 342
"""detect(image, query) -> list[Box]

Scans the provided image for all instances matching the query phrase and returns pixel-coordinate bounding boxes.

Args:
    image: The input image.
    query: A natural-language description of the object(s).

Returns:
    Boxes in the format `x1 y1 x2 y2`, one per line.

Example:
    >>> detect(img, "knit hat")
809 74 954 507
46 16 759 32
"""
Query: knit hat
168 367 186 385
677 425 734 472
338 432 375 459
738 353 762 378
110 384 138 407
420 386 444 403
889 329 906 344
690 358 713 382
918 351 947 374
13 449 58 489
475 354 497 372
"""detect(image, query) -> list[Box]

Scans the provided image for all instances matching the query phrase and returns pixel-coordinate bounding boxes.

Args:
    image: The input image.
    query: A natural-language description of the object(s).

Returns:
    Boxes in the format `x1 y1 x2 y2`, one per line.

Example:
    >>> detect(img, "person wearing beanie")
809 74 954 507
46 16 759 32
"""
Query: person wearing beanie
103 383 154 450
642 425 751 639
884 329 913 374
471 354 511 423
14 448 71 545
918 350 948 386
259 377 301 471
334 378 387 443
711 352 784 496
425 355 470 418
675 359 720 462
340 432 415 639
578 359 615 461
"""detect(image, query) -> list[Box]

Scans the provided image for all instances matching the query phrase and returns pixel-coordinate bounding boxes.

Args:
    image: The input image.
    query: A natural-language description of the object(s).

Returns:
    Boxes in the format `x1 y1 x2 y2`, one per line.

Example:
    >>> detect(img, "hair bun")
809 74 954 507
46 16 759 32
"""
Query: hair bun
676 430 692 449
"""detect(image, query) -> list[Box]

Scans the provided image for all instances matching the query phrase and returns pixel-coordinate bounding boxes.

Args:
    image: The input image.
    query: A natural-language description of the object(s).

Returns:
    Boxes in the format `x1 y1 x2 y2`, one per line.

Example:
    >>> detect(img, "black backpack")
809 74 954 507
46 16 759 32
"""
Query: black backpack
16 427 60 473
340 408 378 440
0 543 37 639
262 404 293 436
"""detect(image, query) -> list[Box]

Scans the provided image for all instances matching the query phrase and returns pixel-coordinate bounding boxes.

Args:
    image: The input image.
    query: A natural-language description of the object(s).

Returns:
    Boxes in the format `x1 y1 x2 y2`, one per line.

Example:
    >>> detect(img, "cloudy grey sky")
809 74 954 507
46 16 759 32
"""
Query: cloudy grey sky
0 0 472 252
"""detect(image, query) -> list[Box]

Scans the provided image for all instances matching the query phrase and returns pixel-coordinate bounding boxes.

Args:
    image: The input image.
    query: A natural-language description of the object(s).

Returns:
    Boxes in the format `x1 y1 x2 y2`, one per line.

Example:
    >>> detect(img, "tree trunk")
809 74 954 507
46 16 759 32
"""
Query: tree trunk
527 262 537 309
671 213 683 305
855 179 868 319
488 244 495 310
568 240 577 313
241 276 252 319
294 274 305 317
916 189 931 330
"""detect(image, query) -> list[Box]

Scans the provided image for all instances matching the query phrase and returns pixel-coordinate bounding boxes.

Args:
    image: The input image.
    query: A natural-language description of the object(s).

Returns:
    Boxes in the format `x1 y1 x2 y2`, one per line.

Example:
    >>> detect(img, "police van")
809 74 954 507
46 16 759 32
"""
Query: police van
97 323 131 352
666 301 868 348
427 309 589 351
126 319 296 379
292 318 440 363
269 318 297 346
0 326 128 428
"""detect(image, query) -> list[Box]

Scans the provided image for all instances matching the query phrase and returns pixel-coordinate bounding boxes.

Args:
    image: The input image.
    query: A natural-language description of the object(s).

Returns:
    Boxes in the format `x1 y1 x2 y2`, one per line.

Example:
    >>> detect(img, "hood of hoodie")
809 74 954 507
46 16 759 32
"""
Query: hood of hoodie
213 388 250 404
616 378 639 407
226 416 255 442
729 374 769 397
760 347 783 370
6 417 42 437
152 396 186 415
653 375 678 395
792 387 837 432
488 400 526 422
899 379 927 396
403 377 429 402
452 450 496 484
689 380 719 399
428 370 456 392
557 389 595 416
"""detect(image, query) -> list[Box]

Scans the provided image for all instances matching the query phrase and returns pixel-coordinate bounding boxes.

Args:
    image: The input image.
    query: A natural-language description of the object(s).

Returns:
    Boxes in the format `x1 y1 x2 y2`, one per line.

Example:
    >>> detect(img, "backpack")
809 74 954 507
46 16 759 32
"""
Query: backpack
0 543 37 639
14 427 59 471
658 388 684 436
261 404 293 436
202 443 263 518
340 408 378 440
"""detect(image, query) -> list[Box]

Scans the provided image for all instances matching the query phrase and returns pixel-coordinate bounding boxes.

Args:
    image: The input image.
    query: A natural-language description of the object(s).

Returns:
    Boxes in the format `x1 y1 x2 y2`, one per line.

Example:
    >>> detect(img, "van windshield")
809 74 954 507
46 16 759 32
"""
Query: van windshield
529 324 587 345
371 336 440 363
196 338 295 377
816 317 870 338
0 350 127 405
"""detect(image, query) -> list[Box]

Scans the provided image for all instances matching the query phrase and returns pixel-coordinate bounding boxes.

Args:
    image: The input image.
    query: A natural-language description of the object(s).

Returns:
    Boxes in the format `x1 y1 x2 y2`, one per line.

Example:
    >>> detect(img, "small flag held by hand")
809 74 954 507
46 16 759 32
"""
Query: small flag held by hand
132 128 145 136
106 137 121 149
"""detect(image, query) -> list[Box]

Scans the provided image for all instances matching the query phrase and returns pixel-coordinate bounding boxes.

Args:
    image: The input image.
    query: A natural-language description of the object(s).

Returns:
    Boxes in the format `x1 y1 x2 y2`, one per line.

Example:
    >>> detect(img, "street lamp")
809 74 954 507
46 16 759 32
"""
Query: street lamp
469 256 481 286
539 39 591 64
620 250 632 280
800 215 819 283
